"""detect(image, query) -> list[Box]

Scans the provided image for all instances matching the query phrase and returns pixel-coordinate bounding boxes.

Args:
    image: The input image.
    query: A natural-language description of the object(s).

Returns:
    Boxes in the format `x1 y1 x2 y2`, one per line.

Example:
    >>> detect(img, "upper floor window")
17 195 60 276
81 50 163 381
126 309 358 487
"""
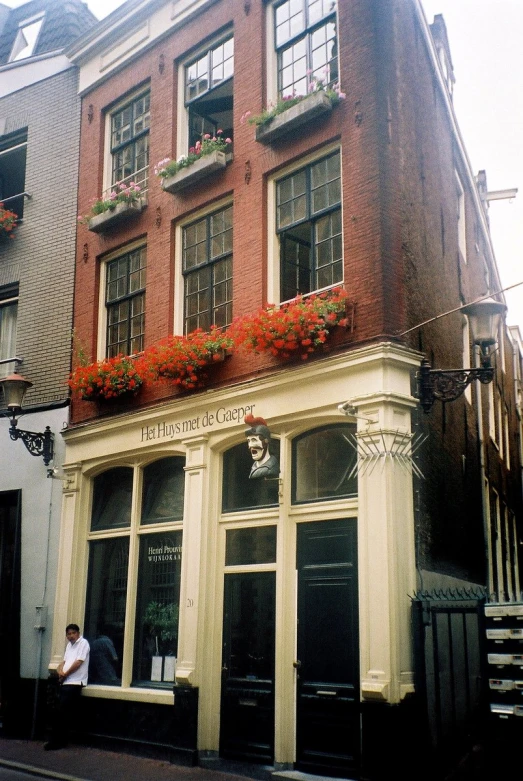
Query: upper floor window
0 129 28 218
274 0 338 98
184 35 233 151
105 245 146 357
0 283 18 379
277 150 342 300
9 13 44 62
110 90 150 193
183 205 232 333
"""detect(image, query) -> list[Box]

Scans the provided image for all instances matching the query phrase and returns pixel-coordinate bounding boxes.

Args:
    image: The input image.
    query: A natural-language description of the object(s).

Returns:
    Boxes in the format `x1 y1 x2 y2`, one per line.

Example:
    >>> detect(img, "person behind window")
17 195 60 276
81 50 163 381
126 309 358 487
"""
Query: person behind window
88 624 119 685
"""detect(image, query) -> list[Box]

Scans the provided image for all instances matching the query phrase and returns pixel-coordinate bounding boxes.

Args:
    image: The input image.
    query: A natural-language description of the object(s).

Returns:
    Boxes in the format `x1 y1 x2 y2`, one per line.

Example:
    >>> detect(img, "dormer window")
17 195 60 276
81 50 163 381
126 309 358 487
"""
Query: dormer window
9 13 44 62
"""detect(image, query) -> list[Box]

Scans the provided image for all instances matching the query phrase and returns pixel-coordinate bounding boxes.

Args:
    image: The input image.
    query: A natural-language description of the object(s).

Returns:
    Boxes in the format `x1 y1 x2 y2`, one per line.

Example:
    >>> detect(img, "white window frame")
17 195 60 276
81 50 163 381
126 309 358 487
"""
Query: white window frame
103 87 150 198
0 285 18 378
84 456 185 695
267 142 343 305
97 239 147 361
176 30 234 161
9 13 44 62
462 315 471 404
174 196 232 335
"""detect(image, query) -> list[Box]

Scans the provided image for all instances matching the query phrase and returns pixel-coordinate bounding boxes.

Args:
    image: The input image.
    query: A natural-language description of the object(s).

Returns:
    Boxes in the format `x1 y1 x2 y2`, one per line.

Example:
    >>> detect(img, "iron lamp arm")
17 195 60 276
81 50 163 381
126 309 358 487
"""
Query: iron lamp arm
416 359 494 413
9 421 54 466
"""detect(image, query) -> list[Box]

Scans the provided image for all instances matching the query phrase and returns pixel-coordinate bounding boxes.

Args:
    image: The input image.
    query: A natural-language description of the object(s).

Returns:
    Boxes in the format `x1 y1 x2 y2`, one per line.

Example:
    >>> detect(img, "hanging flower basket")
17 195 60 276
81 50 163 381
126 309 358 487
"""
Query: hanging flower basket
140 327 233 390
68 355 144 401
230 287 349 361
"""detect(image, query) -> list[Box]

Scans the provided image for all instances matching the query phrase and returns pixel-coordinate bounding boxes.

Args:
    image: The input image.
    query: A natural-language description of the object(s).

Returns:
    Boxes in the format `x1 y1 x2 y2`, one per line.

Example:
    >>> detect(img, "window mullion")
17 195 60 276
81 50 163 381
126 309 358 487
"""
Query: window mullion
120 465 142 688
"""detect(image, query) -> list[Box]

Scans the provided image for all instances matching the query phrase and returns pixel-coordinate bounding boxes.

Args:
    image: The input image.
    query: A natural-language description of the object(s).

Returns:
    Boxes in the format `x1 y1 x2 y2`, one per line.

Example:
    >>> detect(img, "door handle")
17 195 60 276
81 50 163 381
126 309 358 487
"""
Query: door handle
293 660 301 669
316 690 337 696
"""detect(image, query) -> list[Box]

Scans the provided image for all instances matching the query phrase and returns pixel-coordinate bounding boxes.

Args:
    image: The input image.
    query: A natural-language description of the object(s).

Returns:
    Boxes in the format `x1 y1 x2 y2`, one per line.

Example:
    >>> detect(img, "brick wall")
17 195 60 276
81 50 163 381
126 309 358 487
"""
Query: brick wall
0 67 81 406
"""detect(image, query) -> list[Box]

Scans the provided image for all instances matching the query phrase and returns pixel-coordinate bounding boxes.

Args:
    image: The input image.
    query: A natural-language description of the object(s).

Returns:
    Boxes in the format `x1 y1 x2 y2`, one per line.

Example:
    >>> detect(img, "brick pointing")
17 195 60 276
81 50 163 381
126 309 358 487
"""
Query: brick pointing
0 67 82 406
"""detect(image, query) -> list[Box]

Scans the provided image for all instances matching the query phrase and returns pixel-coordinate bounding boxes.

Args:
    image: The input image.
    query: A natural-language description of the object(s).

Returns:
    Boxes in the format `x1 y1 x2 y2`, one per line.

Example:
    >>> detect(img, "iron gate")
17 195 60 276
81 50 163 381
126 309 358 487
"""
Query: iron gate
412 589 488 773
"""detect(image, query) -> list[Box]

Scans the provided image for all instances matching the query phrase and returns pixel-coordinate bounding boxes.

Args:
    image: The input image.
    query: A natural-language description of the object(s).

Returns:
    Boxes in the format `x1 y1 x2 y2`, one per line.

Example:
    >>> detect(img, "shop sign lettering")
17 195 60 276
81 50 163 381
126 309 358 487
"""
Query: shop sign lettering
140 403 255 443
148 543 182 562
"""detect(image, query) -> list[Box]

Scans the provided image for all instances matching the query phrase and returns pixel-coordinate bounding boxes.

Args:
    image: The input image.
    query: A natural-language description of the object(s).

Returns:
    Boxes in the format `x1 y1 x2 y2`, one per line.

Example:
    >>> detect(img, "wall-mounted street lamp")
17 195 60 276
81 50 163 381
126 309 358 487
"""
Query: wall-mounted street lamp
0 373 54 465
416 297 507 413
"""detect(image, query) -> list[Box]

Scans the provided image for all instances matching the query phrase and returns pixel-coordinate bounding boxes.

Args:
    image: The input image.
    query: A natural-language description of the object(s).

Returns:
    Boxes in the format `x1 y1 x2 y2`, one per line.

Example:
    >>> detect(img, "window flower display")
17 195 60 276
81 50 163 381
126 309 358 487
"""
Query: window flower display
78 181 143 224
154 131 232 180
68 355 144 401
231 288 349 360
140 327 233 390
0 203 18 238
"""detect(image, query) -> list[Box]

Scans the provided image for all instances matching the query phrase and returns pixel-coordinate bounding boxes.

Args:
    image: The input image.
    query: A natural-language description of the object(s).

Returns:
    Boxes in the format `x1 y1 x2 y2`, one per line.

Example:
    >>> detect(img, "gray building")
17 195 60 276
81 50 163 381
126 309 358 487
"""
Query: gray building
0 0 95 737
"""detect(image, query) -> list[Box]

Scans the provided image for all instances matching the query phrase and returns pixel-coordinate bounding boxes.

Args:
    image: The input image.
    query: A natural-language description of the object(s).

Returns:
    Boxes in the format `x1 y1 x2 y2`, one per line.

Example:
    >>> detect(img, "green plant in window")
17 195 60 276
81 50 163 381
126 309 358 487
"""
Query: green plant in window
154 131 232 179
144 601 179 656
242 77 346 128
78 181 143 224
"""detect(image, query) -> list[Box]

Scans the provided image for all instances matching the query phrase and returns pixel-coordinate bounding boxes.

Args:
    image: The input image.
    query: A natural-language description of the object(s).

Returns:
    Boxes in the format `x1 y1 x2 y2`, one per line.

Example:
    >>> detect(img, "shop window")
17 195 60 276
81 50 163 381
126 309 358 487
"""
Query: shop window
0 129 28 218
141 457 185 525
109 89 150 192
222 440 280 513
184 35 233 151
183 205 232 332
292 424 357 503
105 245 146 358
277 150 342 300
85 458 185 690
9 13 44 62
0 283 18 379
225 526 277 566
274 0 338 98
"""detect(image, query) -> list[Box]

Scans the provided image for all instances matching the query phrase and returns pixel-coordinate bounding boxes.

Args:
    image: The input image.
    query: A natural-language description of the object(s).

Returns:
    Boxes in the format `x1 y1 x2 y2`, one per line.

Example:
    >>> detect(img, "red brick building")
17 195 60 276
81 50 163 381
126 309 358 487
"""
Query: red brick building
50 0 522 777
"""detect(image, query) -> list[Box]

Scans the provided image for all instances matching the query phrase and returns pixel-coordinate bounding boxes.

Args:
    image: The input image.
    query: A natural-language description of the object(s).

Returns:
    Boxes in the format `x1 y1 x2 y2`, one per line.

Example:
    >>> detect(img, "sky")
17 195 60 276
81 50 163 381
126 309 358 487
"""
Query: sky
5 0 523 330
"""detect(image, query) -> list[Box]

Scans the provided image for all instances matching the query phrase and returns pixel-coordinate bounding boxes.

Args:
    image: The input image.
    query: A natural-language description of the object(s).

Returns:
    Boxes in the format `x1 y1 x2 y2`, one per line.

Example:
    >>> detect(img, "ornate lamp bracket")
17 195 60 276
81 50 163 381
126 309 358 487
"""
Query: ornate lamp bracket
9 420 54 466
416 359 494 413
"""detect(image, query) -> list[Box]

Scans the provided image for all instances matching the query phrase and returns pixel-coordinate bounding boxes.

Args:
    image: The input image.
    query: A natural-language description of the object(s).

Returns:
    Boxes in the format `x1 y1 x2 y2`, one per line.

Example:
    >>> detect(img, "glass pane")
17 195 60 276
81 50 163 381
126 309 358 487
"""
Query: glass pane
133 531 182 686
84 537 129 685
293 425 357 503
222 441 280 512
141 457 185 525
91 467 133 530
226 526 277 565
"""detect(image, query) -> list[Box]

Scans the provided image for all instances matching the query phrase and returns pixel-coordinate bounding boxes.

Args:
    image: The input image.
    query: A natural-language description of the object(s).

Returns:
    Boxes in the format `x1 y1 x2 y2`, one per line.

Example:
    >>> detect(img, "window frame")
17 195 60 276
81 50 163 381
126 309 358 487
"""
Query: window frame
268 145 343 303
0 283 18 378
9 12 44 62
0 130 28 219
271 0 339 101
98 240 147 360
177 30 234 159
85 456 185 691
174 196 232 335
103 87 151 198
182 203 233 334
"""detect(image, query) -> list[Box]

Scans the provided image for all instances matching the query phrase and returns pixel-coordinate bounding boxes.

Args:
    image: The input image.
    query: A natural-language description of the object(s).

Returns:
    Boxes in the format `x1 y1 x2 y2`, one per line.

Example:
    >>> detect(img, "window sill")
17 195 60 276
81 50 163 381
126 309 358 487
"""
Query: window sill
255 91 334 145
88 199 147 234
161 150 228 194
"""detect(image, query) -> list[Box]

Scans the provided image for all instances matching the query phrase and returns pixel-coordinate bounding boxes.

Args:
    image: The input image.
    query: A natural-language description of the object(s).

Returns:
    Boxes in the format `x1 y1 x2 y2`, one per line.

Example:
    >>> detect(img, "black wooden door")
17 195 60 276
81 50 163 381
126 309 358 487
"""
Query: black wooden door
220 571 276 763
296 518 360 777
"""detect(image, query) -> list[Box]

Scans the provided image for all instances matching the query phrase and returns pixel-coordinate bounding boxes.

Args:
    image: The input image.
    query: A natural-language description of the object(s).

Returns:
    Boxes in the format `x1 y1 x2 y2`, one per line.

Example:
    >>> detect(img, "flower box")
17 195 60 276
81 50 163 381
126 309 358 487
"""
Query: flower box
255 91 333 145
88 199 146 234
161 150 228 194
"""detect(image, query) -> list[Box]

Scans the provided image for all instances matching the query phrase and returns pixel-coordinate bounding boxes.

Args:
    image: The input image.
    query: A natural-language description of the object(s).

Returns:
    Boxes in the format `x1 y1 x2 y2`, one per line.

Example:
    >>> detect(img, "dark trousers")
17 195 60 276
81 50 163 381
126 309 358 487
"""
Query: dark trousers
48 684 82 746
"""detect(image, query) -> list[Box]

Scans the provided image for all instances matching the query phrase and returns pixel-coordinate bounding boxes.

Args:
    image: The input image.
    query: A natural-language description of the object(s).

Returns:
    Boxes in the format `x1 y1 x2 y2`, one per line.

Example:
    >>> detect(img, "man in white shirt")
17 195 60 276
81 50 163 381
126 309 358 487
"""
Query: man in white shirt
44 624 90 750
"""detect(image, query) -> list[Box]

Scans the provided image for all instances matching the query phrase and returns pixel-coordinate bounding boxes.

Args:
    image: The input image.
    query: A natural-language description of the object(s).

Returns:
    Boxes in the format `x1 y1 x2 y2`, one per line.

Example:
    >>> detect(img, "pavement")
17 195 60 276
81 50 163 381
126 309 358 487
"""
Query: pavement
0 737 261 781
